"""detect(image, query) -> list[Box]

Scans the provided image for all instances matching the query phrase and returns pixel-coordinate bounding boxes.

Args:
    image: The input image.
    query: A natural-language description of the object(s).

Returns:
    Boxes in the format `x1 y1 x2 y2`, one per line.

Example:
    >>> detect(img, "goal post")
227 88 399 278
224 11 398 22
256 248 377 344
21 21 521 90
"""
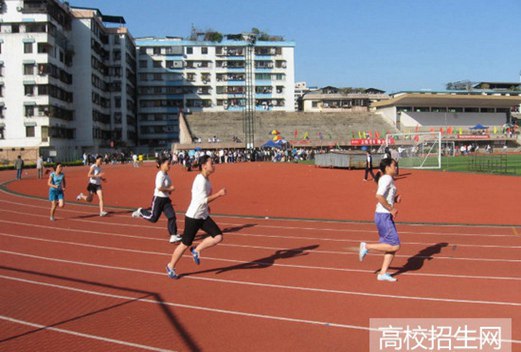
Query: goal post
384 131 442 169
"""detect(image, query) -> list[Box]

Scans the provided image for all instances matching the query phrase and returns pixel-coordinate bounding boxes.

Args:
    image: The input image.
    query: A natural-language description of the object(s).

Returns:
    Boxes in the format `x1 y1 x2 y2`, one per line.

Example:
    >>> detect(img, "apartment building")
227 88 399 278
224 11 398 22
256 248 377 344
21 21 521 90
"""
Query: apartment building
0 0 136 161
135 36 295 147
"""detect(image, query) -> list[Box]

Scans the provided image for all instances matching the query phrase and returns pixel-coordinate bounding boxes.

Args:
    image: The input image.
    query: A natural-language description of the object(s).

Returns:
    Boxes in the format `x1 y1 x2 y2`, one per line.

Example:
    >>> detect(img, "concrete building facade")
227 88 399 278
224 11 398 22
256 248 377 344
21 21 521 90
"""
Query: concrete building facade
0 0 136 161
135 36 295 147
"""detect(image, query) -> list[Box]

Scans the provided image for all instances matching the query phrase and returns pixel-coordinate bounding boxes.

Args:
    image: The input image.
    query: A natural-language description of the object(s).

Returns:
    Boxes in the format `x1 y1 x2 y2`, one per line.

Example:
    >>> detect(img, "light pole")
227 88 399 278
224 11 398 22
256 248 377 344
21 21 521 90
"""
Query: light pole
242 33 256 149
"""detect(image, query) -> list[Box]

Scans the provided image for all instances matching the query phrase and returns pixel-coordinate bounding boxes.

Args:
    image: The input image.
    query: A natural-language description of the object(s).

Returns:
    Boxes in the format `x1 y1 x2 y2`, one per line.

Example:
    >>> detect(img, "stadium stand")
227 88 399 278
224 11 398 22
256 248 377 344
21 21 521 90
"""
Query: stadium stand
180 111 398 147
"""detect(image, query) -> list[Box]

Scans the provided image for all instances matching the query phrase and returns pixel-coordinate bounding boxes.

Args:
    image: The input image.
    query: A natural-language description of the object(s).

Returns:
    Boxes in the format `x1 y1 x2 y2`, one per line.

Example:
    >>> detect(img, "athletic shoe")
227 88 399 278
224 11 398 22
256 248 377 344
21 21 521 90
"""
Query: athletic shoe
190 247 200 265
359 242 368 262
50 216 55 221
100 211 108 217
76 193 83 201
169 234 182 243
131 208 142 218
377 273 397 282
165 265 178 279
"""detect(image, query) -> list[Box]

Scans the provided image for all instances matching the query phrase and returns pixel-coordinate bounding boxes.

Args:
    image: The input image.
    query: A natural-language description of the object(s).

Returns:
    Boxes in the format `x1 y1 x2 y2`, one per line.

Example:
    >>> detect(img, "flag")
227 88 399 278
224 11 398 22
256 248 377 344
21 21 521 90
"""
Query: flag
363 131 367 139
358 131 362 138
375 131 380 139
367 131 372 138
294 129 298 138
303 131 309 140
493 126 497 134
439 127 444 134
459 127 462 135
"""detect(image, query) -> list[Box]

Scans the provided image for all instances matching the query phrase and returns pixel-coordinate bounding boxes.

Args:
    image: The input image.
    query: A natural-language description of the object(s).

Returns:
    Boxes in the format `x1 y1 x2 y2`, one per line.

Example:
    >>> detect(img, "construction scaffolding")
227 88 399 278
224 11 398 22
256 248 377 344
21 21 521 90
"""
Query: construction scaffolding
243 33 256 149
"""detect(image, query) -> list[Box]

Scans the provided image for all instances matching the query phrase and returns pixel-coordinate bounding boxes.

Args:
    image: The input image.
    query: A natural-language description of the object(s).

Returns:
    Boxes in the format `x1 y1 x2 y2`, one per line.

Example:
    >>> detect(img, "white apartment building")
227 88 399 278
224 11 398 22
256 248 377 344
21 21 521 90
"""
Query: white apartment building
294 81 318 111
0 0 136 161
135 36 295 147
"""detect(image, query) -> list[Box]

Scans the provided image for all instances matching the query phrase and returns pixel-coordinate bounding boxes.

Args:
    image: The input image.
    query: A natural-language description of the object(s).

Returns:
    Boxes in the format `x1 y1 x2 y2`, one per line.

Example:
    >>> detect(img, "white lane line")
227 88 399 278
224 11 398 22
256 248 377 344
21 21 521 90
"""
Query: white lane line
0 275 372 332
0 315 176 352
0 197 518 239
1 233 520 281
1 227 520 265
1 250 521 307
1 222 520 264
0 211 521 254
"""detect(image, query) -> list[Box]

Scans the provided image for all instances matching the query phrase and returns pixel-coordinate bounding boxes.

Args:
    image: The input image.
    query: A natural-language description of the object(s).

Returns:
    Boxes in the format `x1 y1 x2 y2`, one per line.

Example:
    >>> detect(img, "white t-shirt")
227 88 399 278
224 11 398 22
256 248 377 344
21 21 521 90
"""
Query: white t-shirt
185 174 212 219
375 174 396 214
89 165 102 185
154 170 172 198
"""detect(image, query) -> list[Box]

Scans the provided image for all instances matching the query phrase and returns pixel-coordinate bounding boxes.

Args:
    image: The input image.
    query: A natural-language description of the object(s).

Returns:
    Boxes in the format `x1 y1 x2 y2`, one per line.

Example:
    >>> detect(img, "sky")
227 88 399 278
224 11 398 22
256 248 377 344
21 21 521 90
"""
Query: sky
69 0 521 93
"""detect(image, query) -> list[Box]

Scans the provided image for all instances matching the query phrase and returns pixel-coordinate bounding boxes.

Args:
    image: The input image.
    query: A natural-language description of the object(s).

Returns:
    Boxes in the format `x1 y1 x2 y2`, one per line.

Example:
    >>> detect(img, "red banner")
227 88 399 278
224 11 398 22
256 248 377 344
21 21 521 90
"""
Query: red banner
456 135 490 140
350 138 386 146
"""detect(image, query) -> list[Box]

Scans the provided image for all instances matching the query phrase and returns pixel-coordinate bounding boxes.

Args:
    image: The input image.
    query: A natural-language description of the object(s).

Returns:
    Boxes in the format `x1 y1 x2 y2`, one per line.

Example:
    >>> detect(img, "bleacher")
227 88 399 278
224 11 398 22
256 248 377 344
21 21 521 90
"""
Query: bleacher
180 111 398 148
400 112 507 129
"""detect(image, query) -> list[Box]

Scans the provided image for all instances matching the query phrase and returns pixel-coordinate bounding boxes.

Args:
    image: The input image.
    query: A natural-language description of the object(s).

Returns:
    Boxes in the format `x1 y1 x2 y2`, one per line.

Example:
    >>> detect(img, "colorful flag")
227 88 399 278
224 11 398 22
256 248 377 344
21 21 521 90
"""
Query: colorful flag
294 129 298 138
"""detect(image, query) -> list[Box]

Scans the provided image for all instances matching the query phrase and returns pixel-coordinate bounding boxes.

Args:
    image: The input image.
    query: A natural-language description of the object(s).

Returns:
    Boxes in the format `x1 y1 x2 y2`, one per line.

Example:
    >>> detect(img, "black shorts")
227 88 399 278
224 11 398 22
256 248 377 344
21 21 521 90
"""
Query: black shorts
87 183 102 193
182 216 222 246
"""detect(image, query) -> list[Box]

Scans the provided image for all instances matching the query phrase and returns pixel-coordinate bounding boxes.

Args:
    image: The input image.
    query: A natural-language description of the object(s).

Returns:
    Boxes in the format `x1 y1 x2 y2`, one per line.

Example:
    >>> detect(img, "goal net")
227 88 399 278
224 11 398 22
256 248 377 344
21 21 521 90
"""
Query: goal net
383 132 442 169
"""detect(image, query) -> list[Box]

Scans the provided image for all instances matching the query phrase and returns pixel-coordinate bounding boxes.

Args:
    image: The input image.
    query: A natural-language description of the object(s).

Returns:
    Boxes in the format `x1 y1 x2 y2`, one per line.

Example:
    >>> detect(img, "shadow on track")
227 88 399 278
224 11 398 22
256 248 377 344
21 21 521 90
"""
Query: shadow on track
0 266 200 351
384 242 449 277
181 244 319 278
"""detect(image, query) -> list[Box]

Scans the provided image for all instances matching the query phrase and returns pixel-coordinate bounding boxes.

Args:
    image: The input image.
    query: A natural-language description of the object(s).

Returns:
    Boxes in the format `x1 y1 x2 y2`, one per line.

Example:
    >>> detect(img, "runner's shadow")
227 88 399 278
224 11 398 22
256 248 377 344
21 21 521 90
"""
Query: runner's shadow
386 242 448 277
222 223 256 233
181 244 319 278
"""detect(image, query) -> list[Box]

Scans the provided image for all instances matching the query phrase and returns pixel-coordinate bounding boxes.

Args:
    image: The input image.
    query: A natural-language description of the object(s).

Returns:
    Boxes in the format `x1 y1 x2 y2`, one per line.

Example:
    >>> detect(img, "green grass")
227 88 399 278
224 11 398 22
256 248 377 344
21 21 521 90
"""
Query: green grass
441 154 521 175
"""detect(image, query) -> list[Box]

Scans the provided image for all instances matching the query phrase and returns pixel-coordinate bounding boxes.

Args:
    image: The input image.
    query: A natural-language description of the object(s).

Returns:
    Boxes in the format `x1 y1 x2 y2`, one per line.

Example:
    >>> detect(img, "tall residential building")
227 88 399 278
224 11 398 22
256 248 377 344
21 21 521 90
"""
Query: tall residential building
135 36 295 147
0 0 136 161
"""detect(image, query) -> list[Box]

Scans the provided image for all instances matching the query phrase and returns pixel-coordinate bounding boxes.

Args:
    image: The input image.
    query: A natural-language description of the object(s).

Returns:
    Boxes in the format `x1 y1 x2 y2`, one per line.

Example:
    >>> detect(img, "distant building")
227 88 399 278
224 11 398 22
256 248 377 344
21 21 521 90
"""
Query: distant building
301 86 389 112
0 0 136 161
134 36 296 147
294 81 318 111
372 91 521 130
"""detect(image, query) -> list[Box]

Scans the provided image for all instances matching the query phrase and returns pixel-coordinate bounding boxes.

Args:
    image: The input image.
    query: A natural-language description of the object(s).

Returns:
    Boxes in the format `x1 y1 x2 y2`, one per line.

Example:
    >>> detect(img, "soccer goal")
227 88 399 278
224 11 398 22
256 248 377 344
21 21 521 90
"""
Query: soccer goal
384 131 442 169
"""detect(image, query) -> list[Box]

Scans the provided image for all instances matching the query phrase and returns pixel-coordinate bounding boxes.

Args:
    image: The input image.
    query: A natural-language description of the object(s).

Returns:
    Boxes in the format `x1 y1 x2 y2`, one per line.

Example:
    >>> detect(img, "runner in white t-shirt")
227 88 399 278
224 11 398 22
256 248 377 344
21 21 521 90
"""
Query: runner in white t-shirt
131 156 181 243
76 155 108 216
359 158 402 282
165 155 226 279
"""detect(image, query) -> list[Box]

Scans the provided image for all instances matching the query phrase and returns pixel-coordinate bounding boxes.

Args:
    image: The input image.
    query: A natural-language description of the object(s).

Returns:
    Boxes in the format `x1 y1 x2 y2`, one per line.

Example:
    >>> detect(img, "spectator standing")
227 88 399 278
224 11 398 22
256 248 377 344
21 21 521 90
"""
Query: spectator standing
36 155 44 179
14 155 24 180
363 150 375 181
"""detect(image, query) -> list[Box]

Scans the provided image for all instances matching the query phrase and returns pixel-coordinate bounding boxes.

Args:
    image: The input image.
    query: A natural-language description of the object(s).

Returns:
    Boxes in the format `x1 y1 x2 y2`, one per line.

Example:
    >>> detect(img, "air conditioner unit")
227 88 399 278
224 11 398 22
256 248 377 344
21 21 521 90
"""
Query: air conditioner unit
16 6 23 11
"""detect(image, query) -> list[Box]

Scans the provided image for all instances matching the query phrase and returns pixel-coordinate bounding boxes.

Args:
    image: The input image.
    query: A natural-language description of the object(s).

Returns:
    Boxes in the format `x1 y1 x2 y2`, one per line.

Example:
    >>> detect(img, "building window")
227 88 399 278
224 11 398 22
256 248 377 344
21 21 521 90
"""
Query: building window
139 60 147 68
24 85 35 96
312 101 318 108
41 126 48 141
25 106 35 117
0 127 4 139
24 42 33 54
153 47 161 55
114 96 121 108
201 47 208 54
26 126 35 137
186 47 193 55
153 60 162 68
24 64 35 75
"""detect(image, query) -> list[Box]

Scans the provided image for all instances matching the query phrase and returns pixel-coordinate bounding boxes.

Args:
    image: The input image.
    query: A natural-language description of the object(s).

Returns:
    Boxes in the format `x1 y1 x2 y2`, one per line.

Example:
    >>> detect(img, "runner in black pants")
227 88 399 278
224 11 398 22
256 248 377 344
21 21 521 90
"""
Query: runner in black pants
132 156 181 243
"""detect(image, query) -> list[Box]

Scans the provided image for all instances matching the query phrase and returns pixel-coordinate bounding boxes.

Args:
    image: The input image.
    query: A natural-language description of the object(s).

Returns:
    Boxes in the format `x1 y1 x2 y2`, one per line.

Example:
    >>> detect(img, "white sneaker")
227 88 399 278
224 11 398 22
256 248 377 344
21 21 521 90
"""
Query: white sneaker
131 208 142 218
76 193 83 201
169 234 182 243
377 273 397 282
100 211 108 217
50 216 55 221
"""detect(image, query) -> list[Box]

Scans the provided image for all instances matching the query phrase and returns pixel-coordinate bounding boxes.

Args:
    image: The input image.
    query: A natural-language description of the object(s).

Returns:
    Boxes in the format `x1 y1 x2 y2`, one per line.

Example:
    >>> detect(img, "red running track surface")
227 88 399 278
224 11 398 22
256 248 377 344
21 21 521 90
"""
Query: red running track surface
1 163 520 351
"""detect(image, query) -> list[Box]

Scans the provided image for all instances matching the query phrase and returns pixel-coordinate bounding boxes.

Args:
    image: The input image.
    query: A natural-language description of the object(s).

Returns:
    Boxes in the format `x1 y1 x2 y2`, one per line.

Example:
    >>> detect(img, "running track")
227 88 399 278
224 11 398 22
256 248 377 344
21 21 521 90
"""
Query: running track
0 163 520 351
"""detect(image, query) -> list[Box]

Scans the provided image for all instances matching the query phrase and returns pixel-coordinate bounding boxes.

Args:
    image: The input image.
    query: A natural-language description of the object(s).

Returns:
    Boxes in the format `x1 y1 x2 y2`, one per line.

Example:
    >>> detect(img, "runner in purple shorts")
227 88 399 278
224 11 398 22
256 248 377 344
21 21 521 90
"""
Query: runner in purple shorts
359 158 401 282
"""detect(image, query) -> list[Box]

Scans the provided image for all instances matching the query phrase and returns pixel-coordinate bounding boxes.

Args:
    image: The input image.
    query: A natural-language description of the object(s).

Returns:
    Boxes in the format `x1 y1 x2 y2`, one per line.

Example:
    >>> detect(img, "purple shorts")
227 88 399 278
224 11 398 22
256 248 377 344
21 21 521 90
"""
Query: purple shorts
374 212 400 246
